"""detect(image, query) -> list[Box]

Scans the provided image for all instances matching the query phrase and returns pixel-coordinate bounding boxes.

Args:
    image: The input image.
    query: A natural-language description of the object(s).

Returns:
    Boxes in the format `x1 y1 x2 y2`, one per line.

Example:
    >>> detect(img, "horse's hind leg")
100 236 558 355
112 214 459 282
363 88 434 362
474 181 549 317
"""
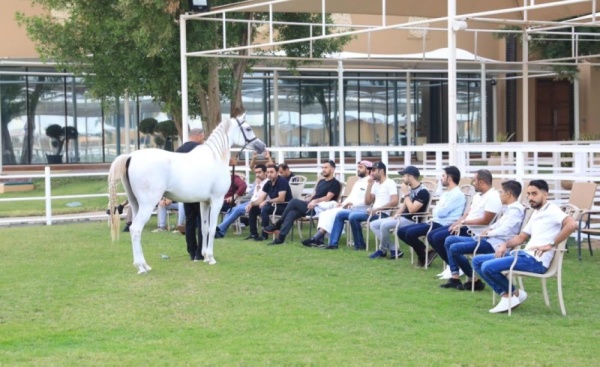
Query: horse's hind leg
129 204 154 274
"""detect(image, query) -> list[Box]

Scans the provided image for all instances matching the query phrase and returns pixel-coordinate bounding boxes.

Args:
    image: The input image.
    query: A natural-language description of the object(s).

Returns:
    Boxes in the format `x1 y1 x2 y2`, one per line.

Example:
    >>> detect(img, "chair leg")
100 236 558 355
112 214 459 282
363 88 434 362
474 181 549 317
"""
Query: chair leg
557 273 567 316
542 278 550 308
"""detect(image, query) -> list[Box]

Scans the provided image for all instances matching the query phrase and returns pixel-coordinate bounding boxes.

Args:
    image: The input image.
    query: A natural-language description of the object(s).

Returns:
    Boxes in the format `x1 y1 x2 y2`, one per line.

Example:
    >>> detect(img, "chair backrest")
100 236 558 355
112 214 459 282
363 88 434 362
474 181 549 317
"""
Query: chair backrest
288 176 308 198
543 208 579 276
290 175 307 185
342 176 359 199
568 182 597 210
421 180 437 192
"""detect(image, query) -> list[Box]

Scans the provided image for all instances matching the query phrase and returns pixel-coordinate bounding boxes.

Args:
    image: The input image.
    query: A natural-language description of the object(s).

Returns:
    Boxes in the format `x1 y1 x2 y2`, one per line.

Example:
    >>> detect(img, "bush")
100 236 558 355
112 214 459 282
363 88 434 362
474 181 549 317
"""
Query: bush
139 118 158 135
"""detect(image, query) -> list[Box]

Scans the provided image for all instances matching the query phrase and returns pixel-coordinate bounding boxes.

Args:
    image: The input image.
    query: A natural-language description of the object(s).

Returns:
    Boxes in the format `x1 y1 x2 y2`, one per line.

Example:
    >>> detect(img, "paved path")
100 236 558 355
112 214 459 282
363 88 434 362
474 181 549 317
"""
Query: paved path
0 211 109 227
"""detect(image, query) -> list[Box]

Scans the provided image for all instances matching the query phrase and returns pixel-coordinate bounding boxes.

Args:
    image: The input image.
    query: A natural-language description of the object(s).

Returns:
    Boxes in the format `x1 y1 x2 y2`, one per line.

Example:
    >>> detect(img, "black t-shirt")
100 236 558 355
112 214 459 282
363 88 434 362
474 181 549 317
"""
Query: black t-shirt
176 141 200 153
402 184 430 220
313 178 341 202
263 176 292 202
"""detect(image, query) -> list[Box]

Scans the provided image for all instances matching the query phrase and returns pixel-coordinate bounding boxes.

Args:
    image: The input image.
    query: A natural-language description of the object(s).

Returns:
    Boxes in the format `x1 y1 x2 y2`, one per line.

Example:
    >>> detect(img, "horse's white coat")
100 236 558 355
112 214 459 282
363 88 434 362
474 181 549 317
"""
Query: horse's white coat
108 114 266 273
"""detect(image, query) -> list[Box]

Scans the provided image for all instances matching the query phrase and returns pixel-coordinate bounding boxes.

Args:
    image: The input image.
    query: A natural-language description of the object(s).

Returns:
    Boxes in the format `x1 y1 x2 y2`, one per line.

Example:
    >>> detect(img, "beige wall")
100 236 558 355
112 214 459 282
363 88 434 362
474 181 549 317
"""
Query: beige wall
0 0 46 59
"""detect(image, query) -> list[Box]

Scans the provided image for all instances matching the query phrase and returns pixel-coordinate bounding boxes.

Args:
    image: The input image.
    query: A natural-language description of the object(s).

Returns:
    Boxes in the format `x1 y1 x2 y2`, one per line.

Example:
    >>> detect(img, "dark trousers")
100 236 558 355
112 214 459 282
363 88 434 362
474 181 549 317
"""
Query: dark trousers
184 203 203 260
248 203 285 237
427 226 470 264
397 222 443 261
273 198 310 238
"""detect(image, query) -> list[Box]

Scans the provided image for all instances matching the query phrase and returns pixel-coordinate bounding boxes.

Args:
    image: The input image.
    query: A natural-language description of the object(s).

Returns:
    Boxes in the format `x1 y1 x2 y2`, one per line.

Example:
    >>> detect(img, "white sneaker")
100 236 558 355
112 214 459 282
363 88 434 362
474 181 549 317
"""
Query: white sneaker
437 266 451 278
489 295 520 313
517 290 528 304
152 227 167 233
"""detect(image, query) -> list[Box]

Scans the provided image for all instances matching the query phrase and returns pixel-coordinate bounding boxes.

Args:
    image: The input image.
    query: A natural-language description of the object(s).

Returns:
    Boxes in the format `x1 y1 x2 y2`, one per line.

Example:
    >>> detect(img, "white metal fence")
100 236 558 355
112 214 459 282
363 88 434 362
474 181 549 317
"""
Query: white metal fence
1 141 599 226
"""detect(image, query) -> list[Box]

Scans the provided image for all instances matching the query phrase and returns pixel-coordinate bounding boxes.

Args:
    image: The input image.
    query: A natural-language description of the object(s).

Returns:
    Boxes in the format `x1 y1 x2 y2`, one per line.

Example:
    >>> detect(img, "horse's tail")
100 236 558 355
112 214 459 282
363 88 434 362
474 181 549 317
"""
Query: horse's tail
108 154 131 242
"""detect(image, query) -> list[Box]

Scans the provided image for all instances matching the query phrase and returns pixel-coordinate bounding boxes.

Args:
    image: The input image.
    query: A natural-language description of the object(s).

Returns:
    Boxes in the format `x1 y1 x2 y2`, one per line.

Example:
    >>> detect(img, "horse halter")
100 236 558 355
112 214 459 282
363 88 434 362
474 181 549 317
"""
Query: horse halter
235 116 258 158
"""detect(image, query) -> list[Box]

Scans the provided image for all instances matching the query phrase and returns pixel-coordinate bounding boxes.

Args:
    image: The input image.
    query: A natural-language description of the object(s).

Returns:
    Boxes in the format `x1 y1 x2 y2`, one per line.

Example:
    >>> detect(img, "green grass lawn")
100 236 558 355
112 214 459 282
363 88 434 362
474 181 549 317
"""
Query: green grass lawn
0 221 599 365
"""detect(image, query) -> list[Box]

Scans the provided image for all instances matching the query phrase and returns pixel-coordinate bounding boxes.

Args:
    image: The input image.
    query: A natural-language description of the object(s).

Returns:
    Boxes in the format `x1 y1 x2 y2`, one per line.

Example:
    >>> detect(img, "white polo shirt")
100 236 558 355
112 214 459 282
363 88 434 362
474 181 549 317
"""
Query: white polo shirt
523 202 568 268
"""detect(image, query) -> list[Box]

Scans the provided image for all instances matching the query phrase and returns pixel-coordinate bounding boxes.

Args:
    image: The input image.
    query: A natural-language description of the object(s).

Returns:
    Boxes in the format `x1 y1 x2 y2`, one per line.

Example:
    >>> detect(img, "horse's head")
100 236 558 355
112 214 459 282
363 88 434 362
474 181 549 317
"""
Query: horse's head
229 112 266 154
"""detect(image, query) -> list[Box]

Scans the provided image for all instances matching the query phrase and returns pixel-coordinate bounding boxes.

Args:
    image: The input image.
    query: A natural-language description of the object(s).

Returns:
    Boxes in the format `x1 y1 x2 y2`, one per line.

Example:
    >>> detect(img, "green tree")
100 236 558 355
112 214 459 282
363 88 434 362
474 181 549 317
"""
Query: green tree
17 1 351 137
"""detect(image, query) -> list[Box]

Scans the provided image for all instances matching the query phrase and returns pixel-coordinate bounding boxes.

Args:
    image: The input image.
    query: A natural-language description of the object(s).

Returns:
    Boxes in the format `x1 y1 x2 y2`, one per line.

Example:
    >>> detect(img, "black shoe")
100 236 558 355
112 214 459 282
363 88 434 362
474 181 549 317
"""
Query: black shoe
440 278 463 289
193 255 204 261
263 225 279 234
214 231 224 239
354 245 366 251
302 238 316 247
463 279 486 291
426 250 438 267
388 250 404 259
325 245 338 250
244 234 259 240
123 224 130 233
268 237 284 245
117 204 125 214
254 236 265 242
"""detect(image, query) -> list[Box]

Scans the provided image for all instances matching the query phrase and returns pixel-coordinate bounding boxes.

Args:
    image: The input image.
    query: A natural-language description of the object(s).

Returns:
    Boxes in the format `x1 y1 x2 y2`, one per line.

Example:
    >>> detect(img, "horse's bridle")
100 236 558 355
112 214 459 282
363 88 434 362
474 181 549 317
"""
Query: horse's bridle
231 116 259 178
235 116 258 157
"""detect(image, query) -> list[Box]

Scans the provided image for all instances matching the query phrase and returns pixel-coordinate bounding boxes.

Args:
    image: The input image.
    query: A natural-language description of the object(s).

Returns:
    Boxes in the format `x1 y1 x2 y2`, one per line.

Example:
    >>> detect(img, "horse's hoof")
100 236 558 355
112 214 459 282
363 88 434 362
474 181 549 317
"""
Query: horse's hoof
209 259 217 265
135 263 152 274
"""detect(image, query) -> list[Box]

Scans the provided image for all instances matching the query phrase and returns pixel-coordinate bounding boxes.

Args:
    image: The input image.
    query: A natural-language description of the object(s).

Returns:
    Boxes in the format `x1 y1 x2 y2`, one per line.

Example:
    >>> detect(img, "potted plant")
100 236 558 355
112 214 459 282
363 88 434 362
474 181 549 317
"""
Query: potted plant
154 120 178 151
45 124 78 164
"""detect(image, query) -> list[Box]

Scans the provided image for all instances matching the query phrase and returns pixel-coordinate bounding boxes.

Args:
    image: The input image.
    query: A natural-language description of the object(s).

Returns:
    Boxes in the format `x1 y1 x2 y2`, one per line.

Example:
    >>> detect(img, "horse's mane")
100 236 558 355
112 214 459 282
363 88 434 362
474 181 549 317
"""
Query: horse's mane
203 117 233 160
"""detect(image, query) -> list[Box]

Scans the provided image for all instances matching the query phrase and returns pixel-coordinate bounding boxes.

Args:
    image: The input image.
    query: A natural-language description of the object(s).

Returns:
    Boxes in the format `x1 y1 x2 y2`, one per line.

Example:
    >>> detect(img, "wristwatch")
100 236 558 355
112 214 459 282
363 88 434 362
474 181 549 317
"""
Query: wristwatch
549 240 555 246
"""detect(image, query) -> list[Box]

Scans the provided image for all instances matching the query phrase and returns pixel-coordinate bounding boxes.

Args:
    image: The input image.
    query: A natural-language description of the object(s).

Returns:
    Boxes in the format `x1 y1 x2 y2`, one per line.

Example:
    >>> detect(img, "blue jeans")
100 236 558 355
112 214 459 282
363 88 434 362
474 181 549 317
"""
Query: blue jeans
217 202 248 235
444 236 495 277
329 209 352 247
472 252 548 295
428 226 470 264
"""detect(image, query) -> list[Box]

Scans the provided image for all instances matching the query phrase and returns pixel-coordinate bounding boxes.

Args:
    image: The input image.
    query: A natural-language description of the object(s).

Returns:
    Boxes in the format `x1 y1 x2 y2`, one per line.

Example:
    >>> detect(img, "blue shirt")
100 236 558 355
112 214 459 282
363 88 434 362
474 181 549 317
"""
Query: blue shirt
432 186 466 225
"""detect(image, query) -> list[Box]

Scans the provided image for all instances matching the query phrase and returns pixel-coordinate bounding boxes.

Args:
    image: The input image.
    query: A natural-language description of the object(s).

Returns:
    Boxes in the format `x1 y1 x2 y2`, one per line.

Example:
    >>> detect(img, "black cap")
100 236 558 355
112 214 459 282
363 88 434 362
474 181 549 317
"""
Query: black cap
372 161 386 171
398 166 420 178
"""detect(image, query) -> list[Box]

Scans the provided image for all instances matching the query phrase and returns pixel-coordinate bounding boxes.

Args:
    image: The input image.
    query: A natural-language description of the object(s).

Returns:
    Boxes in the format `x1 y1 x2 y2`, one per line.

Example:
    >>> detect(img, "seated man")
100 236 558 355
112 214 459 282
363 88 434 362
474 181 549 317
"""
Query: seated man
440 180 525 290
246 164 293 241
278 163 295 181
222 160 248 213
369 165 430 259
397 166 465 267
215 164 268 238
264 160 341 245
325 161 398 250
302 160 373 247
152 197 185 232
472 179 577 313
428 169 502 267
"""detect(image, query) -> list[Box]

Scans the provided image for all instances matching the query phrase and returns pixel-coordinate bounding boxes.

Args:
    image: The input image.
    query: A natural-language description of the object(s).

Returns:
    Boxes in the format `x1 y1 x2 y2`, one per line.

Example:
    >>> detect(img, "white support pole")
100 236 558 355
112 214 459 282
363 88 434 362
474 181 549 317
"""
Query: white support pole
180 16 189 142
492 81 498 142
480 63 487 144
522 28 529 142
447 0 458 165
273 70 280 147
338 60 345 147
382 0 387 27
321 0 326 36
574 77 580 140
406 72 412 147
45 166 52 225
124 93 130 154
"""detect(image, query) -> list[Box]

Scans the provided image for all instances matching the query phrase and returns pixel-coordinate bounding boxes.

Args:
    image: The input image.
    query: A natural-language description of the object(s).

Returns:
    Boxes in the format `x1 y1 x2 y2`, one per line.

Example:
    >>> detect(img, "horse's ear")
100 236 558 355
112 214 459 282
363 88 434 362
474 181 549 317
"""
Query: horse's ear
241 112 247 121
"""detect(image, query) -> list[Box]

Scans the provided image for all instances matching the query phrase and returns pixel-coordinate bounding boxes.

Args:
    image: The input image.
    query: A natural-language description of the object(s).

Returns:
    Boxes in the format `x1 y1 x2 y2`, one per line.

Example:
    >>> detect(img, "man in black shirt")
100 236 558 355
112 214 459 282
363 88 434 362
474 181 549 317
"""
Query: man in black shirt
264 160 341 245
246 164 293 241
278 163 295 182
176 128 205 261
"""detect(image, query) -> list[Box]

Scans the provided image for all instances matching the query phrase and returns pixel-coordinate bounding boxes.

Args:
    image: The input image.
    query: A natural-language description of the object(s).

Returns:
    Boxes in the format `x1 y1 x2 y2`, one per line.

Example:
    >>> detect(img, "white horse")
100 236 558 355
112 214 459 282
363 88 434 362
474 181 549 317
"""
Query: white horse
108 113 266 273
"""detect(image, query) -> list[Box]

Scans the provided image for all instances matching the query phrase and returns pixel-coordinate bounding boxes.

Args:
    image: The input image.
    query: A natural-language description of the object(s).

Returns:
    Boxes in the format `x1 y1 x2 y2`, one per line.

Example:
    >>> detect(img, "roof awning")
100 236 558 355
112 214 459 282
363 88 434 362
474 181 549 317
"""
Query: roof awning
209 0 597 22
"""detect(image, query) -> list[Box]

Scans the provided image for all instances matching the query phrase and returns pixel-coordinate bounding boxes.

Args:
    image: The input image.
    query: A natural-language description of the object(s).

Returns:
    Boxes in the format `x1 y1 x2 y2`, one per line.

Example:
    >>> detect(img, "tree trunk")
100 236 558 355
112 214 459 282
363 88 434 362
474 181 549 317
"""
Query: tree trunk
20 78 45 164
230 13 253 115
317 89 330 143
1 124 16 165
206 58 221 133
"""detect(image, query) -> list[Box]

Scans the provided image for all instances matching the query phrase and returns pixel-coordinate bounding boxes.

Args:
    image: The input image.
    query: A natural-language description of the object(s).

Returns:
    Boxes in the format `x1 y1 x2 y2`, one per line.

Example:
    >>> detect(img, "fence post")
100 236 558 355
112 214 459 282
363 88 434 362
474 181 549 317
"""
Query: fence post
45 166 52 225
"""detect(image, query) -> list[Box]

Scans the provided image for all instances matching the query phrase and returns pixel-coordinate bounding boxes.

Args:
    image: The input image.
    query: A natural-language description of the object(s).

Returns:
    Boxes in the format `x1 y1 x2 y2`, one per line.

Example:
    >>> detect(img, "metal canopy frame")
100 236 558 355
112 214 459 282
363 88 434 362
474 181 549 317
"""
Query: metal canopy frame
179 0 600 164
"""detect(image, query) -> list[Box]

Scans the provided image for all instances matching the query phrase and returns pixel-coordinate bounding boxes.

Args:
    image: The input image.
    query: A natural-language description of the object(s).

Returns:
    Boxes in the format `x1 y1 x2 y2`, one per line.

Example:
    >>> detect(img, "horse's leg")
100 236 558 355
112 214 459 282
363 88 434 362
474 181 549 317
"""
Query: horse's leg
204 197 224 265
129 203 154 274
